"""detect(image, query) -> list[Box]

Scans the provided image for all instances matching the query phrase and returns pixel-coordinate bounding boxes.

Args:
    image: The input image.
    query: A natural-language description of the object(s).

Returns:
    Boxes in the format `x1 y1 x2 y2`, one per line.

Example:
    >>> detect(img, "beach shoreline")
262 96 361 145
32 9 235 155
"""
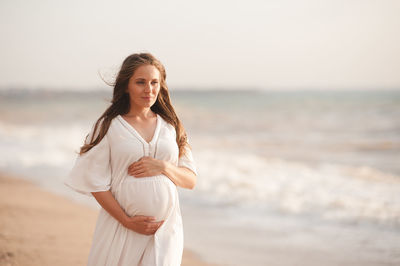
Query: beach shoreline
0 174 213 266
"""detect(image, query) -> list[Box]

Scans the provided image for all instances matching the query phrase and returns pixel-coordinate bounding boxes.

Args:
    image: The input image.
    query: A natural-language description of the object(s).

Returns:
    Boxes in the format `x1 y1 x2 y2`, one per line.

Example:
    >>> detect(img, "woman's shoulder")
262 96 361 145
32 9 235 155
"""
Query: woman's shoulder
108 115 124 133
157 114 176 132
110 115 120 125
88 116 120 136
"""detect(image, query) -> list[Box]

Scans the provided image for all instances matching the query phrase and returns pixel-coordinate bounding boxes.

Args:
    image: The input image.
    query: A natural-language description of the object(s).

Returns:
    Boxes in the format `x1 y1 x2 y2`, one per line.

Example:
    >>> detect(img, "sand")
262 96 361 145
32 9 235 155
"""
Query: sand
0 174 213 266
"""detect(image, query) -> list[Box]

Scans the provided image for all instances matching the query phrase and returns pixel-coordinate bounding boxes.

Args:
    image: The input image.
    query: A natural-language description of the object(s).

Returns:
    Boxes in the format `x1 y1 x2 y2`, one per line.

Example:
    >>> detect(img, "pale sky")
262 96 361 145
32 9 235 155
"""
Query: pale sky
0 0 399 90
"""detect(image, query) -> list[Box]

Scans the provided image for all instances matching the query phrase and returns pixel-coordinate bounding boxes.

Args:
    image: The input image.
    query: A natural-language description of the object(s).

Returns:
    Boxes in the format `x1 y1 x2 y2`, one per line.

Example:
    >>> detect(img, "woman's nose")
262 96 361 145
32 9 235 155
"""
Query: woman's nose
144 83 151 92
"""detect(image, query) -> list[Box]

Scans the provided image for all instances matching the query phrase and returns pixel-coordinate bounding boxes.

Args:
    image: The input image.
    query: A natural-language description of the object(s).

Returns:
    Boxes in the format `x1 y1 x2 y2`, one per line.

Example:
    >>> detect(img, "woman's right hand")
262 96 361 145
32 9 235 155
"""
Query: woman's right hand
91 191 164 235
122 215 164 235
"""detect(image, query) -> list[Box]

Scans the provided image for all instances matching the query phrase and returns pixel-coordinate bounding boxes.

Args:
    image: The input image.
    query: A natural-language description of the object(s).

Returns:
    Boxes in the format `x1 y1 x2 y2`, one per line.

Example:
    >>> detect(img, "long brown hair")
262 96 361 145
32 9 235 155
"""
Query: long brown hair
79 53 188 156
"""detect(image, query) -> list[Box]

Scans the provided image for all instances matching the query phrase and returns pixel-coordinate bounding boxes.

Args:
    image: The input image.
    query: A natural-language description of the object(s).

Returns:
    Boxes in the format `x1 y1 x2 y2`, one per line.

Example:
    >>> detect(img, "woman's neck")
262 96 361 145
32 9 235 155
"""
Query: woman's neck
124 107 155 120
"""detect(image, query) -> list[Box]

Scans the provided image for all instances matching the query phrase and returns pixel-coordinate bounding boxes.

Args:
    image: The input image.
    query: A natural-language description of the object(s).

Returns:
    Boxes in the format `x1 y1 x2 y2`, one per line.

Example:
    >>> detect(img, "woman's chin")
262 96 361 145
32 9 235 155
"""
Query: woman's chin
131 103 153 109
137 100 156 109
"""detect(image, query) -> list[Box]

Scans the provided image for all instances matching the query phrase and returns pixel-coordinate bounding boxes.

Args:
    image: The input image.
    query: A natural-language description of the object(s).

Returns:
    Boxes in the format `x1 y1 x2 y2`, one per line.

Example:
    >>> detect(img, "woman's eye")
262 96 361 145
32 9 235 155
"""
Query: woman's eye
152 81 159 85
136 81 145 84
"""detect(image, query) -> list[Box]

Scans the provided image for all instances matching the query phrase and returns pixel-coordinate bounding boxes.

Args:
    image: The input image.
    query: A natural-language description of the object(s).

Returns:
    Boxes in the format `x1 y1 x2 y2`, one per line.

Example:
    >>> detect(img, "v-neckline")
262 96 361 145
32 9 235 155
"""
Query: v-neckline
117 114 161 145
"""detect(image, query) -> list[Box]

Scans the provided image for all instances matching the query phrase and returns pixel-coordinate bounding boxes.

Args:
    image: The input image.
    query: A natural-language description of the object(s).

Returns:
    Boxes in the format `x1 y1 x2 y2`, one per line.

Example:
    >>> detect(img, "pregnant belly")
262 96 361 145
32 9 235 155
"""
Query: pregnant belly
117 175 177 221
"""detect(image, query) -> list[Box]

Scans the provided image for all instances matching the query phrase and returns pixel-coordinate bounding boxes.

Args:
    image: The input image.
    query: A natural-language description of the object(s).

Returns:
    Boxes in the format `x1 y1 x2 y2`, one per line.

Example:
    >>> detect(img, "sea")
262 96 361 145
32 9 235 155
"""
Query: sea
1 88 399 265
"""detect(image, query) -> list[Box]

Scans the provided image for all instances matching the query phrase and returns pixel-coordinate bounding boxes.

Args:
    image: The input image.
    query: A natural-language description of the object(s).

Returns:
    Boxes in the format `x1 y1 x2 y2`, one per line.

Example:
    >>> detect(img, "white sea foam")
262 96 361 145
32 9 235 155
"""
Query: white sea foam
0 122 87 168
191 150 400 226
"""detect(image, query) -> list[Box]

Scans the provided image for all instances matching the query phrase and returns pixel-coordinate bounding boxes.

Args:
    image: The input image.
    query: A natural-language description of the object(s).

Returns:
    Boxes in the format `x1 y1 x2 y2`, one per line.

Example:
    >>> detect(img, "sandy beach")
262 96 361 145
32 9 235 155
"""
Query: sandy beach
0 174 213 266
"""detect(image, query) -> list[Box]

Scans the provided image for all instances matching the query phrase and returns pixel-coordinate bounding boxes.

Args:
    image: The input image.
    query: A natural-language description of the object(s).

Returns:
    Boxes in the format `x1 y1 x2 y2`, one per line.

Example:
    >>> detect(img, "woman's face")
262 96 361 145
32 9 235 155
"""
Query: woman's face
127 64 161 109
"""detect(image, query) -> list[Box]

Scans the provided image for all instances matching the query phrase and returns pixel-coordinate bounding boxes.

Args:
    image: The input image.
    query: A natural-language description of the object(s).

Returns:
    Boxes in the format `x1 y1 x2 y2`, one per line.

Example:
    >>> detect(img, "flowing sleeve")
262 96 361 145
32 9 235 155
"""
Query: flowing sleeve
64 125 112 196
178 145 198 176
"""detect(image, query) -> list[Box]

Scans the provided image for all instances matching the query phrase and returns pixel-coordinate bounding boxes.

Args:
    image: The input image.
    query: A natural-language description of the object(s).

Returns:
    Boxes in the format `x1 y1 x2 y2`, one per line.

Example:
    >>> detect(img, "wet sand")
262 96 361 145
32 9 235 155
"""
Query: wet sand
0 175 213 266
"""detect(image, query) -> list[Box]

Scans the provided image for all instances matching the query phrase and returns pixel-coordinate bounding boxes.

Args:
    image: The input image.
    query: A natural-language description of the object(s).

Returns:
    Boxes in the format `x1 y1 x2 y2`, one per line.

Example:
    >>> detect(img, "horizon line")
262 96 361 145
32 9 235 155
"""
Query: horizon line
0 86 399 93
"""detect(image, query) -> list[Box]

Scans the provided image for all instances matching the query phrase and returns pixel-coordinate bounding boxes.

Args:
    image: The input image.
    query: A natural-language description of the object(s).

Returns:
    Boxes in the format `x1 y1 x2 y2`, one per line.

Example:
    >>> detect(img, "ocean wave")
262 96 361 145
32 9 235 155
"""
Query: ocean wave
191 150 400 226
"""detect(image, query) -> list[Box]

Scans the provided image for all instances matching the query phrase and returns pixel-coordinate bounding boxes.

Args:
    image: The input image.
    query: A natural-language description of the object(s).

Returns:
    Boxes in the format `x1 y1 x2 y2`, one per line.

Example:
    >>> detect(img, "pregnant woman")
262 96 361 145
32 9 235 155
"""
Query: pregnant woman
65 53 197 266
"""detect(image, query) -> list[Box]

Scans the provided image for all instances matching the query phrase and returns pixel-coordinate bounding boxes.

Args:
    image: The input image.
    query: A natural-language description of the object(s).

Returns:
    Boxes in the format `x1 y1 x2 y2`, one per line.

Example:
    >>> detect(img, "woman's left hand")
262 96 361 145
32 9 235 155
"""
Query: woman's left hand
128 156 165 178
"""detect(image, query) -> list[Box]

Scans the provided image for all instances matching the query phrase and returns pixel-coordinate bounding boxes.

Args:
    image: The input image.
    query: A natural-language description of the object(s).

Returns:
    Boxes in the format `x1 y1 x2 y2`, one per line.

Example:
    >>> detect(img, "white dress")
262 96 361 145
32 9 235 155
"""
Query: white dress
65 114 197 266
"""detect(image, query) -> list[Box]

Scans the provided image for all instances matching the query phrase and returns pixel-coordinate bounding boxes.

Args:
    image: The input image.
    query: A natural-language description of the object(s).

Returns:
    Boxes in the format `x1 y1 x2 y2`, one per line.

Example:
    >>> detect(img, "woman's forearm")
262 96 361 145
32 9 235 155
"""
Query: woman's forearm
161 161 197 189
91 190 129 226
91 190 164 235
128 157 197 189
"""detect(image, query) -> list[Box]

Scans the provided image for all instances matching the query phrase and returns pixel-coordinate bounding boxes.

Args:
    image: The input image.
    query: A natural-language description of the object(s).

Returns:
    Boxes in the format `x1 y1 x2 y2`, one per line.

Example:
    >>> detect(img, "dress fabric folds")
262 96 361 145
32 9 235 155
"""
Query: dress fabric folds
65 114 197 266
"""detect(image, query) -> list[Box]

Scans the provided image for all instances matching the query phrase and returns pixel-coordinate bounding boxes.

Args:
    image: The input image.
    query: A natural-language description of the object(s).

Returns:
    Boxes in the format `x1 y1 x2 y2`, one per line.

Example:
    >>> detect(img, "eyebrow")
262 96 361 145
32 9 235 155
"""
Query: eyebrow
134 78 159 81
